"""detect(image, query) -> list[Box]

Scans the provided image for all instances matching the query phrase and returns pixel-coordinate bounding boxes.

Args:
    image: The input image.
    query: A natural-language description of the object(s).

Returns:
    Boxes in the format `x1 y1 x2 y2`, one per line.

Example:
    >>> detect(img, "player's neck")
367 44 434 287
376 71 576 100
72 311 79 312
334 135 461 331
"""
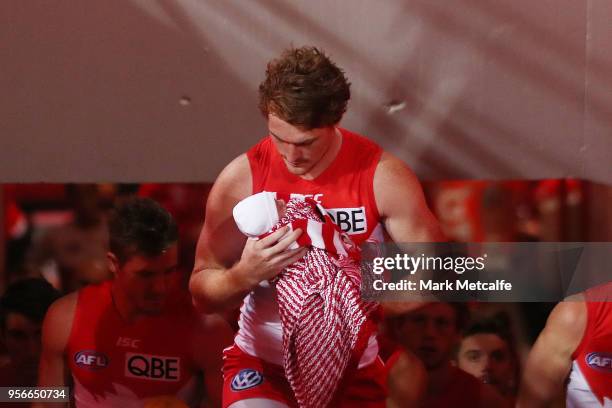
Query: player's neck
110 284 139 323
426 362 455 395
300 127 342 180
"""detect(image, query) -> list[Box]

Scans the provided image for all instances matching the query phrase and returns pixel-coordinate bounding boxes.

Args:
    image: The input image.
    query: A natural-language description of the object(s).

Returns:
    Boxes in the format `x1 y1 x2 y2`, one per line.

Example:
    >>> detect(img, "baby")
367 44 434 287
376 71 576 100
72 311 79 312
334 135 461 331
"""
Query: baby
231 191 375 408
233 191 357 258
232 191 287 238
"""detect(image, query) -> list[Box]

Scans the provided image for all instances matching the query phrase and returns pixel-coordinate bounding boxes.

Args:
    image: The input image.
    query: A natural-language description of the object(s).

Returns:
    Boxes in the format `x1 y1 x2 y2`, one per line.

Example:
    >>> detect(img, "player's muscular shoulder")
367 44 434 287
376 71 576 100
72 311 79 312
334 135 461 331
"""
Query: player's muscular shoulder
213 154 252 201
373 152 420 214
548 295 586 348
198 154 252 268
204 154 252 232
43 292 78 353
373 152 431 225
372 151 443 242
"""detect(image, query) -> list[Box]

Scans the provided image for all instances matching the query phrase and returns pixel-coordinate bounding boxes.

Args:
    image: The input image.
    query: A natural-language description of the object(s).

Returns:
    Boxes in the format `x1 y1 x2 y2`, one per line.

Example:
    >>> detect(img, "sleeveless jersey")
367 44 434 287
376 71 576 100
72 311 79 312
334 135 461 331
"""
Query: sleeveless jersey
385 351 487 408
235 128 383 367
568 282 612 407
423 366 484 408
67 281 201 407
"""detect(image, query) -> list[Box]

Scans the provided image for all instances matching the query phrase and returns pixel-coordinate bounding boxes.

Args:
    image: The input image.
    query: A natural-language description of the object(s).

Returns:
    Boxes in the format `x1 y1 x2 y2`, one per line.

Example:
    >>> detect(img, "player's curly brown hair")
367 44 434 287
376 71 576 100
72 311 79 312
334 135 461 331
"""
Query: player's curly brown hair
258 46 351 130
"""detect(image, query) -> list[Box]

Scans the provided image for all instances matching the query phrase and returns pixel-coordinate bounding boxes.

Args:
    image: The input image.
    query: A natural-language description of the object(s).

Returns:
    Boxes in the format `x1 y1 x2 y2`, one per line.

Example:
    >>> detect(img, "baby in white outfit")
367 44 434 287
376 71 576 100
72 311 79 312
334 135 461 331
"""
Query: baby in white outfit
232 192 287 238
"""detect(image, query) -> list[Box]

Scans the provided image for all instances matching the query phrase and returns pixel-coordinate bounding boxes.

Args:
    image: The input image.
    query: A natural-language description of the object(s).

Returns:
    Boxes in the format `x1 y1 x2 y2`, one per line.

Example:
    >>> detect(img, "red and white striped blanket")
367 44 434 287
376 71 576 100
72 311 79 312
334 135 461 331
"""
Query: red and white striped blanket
264 198 378 408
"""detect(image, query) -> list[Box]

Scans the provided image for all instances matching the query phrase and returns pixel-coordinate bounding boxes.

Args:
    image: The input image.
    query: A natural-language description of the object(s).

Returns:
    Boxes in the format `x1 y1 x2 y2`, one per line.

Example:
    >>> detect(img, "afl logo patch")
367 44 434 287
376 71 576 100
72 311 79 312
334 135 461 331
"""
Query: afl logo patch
586 352 612 372
231 369 264 391
74 350 109 370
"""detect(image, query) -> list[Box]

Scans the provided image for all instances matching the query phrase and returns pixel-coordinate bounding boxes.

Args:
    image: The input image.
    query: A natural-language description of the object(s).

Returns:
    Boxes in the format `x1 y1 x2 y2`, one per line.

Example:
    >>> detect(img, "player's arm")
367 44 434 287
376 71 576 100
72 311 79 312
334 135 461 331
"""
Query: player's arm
374 153 445 309
387 350 427 408
192 314 234 408
374 152 445 244
189 154 307 313
34 293 77 408
517 296 586 407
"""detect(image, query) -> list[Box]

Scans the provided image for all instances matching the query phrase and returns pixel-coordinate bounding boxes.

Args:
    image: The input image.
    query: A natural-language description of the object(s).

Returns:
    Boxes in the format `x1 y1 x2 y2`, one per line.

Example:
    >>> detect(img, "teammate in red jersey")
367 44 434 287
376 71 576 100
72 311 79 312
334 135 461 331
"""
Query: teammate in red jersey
37 197 231 408
189 46 444 407
518 282 612 407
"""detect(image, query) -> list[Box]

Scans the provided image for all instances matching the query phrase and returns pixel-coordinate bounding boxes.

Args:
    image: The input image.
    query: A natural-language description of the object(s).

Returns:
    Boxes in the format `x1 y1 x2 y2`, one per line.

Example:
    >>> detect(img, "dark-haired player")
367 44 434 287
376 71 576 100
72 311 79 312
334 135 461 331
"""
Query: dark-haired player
455 313 520 401
38 197 231 407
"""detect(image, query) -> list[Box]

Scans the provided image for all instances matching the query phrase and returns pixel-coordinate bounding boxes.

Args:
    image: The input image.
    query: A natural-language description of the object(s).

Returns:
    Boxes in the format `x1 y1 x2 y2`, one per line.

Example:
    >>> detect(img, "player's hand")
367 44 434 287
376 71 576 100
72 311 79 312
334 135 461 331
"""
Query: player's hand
234 226 307 287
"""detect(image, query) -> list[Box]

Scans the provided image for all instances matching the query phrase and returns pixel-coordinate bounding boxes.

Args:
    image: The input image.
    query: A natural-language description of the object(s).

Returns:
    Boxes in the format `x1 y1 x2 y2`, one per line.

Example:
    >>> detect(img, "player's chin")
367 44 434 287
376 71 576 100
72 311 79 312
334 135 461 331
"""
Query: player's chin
282 157 306 168
416 347 443 367
141 300 165 314
285 163 310 175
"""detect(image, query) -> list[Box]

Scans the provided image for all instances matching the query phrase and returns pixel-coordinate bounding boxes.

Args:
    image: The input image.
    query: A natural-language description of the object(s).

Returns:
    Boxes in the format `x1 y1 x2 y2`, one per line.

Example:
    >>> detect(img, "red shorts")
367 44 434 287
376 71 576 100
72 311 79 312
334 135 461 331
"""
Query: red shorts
222 345 387 408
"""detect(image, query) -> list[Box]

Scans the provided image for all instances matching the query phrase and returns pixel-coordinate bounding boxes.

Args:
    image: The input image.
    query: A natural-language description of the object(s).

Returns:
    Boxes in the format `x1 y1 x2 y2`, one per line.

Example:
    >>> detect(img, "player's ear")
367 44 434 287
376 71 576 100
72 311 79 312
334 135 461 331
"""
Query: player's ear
107 252 120 277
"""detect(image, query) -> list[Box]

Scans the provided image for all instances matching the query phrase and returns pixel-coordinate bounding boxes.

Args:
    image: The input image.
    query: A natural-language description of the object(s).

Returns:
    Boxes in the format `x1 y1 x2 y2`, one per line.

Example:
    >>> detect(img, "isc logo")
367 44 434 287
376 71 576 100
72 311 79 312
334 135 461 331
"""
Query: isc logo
289 193 323 203
116 337 141 349
125 352 180 381
75 350 109 370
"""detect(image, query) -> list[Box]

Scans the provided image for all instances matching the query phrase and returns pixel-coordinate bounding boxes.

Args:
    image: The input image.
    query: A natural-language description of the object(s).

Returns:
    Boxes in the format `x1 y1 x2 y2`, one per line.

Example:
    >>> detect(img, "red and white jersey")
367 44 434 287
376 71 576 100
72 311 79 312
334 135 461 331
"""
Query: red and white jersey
235 128 383 367
67 281 201 407
568 282 612 407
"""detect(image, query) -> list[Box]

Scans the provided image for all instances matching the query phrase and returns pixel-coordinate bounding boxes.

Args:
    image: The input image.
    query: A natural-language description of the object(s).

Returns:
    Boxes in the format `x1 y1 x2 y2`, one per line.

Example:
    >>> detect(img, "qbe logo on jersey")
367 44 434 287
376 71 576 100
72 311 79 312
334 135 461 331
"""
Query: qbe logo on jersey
326 206 368 235
125 352 180 381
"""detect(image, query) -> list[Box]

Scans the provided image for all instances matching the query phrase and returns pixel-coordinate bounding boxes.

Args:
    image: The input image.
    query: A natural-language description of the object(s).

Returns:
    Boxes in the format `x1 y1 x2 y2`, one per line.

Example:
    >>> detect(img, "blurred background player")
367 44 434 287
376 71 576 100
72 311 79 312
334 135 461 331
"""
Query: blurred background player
455 312 520 404
28 184 110 292
37 197 232 408
0 278 60 386
385 302 510 408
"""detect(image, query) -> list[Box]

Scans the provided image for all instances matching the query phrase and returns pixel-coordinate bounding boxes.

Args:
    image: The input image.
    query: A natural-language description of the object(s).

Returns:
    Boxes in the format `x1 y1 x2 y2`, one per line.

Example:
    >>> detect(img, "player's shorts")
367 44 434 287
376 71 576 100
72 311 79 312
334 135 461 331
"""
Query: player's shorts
222 344 386 408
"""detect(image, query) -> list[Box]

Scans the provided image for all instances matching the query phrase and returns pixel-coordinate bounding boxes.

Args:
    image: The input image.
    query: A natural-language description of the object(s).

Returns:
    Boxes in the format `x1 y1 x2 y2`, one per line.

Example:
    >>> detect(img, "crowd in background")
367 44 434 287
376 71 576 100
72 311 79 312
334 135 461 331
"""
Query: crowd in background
0 180 585 405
